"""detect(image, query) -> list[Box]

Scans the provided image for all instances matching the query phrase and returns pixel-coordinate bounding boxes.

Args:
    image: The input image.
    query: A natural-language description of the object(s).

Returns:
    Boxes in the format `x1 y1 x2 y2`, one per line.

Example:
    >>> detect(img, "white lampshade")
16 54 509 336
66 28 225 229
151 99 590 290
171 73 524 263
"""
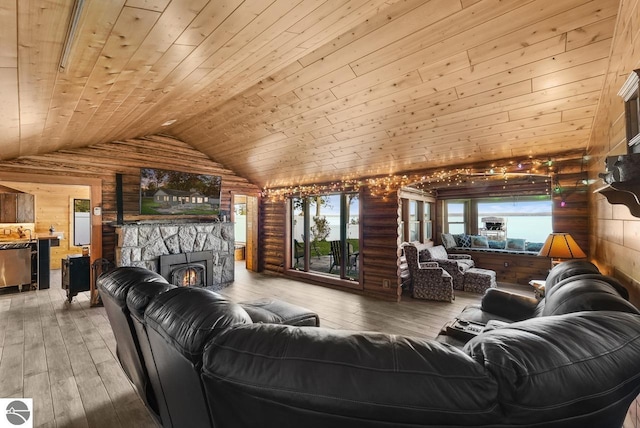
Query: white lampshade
538 233 587 259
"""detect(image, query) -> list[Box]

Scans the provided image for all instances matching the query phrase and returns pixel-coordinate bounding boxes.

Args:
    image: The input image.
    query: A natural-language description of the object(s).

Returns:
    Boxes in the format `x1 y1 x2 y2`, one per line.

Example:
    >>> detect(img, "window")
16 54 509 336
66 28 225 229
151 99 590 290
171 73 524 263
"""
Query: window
290 192 360 281
399 189 435 243
73 199 91 246
444 201 467 234
442 196 552 244
408 200 419 241
476 197 552 243
619 69 640 153
424 203 433 241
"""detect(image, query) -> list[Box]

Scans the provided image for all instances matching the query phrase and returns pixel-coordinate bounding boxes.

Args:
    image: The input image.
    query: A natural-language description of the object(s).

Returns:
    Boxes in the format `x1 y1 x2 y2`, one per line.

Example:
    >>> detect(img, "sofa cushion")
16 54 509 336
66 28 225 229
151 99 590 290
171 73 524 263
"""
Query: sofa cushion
426 245 449 260
203 324 501 426
544 260 600 295
470 235 489 248
145 287 252 364
488 240 505 249
542 275 639 316
505 238 525 251
459 234 471 247
441 233 457 249
464 311 640 426
239 298 320 326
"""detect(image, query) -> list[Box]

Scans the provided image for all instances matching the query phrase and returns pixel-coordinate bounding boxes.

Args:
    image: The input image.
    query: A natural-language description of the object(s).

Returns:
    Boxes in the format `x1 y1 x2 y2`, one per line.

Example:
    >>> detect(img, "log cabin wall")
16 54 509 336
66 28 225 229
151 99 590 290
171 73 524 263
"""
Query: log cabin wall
260 198 287 274
261 153 589 296
585 1 640 423
0 135 260 262
360 187 400 298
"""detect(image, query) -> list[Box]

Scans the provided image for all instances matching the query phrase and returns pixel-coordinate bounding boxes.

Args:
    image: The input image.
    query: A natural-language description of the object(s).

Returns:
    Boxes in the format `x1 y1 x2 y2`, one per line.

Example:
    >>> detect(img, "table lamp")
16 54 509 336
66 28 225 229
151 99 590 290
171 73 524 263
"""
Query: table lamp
538 232 586 264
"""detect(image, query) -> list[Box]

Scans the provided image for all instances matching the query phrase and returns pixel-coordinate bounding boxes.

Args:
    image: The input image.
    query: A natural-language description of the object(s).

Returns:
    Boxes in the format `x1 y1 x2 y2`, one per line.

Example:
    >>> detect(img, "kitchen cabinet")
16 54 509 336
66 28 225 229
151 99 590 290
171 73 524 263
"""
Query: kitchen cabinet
0 193 35 223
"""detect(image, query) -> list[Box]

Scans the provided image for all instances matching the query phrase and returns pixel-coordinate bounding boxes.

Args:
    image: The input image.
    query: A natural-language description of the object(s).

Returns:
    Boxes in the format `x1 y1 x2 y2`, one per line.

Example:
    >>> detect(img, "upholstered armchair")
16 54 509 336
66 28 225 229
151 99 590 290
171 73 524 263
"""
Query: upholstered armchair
403 244 454 302
419 245 474 290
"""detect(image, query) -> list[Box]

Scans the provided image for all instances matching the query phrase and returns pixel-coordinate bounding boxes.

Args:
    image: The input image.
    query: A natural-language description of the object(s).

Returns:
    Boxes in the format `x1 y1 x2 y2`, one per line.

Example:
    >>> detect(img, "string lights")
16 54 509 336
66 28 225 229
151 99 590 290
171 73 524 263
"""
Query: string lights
262 156 555 200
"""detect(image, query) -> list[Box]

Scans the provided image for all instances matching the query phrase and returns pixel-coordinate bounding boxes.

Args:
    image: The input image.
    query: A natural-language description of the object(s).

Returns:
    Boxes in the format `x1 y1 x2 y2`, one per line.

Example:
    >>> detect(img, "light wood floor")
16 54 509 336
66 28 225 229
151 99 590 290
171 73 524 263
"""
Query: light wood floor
0 263 633 427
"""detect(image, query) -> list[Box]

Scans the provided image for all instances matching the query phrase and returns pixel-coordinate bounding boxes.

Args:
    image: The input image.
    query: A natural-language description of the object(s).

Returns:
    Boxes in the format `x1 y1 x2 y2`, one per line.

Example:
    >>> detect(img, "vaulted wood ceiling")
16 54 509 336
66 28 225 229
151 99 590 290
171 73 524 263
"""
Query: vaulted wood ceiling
0 0 621 188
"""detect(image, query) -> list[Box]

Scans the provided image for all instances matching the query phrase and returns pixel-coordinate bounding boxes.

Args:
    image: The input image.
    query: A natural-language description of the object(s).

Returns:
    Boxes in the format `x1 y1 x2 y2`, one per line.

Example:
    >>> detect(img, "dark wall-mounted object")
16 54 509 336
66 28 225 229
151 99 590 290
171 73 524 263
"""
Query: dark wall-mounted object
116 173 124 225
595 153 640 219
595 71 640 218
618 69 640 153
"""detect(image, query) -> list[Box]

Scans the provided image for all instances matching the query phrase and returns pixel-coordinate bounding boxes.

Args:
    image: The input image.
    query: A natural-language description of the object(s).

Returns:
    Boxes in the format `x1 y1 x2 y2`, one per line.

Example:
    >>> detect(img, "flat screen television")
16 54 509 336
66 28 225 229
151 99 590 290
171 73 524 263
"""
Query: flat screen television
140 168 222 216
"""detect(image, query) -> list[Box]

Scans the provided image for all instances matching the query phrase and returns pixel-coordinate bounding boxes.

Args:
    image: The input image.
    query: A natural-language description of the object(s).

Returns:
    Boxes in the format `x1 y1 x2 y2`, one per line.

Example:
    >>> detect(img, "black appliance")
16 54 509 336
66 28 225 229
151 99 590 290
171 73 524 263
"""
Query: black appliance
62 255 90 302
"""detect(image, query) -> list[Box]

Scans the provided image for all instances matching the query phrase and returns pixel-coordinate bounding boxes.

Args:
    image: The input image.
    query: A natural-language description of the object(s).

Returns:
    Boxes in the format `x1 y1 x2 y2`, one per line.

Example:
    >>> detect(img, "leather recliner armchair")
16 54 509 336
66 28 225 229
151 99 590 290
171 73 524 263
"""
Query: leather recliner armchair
456 260 633 324
97 266 171 421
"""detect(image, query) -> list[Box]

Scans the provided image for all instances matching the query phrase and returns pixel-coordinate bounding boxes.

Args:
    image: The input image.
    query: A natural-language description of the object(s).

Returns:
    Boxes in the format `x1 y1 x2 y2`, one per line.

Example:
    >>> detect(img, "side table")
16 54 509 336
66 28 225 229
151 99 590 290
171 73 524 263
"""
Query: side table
529 279 546 300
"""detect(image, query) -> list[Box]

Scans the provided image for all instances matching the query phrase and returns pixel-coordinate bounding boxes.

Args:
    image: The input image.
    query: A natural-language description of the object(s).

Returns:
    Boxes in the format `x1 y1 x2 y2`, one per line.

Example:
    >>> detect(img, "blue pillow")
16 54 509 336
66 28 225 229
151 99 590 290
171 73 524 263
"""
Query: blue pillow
526 242 543 252
488 240 506 249
459 234 471 247
471 235 489 248
506 238 526 251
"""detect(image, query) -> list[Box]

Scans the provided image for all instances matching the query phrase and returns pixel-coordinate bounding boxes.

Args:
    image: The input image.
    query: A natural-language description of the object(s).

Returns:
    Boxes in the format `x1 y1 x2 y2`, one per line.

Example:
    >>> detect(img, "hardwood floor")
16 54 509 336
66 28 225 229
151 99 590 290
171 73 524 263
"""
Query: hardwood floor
0 263 634 427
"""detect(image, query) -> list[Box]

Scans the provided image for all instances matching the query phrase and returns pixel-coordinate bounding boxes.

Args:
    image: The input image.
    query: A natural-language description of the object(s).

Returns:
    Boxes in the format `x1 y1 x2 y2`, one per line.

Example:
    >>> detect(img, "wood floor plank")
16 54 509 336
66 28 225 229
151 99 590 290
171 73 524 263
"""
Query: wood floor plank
75 371 122 428
50 375 90 428
0 342 24 397
24 371 55 428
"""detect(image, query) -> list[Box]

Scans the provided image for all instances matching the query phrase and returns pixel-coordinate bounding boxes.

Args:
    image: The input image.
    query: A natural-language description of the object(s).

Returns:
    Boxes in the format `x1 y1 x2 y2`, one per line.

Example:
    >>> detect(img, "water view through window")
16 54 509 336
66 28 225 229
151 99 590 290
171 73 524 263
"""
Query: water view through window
446 196 552 244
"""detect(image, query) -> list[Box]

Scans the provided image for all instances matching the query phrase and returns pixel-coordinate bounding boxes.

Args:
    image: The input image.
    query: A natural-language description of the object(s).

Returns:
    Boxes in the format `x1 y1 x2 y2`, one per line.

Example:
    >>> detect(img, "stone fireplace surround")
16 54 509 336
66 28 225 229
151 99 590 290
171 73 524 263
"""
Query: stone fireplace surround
114 221 234 290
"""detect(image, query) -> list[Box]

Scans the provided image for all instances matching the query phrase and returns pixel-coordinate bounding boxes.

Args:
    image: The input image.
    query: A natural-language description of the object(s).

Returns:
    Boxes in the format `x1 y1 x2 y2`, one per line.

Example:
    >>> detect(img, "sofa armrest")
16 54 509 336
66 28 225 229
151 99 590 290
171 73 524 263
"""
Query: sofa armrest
448 254 472 260
419 261 439 269
480 289 539 321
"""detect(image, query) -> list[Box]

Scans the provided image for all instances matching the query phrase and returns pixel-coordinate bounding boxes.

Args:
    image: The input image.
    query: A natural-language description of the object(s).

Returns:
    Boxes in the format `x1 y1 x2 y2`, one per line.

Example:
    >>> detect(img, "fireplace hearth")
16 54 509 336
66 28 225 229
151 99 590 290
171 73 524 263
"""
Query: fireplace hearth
159 251 214 287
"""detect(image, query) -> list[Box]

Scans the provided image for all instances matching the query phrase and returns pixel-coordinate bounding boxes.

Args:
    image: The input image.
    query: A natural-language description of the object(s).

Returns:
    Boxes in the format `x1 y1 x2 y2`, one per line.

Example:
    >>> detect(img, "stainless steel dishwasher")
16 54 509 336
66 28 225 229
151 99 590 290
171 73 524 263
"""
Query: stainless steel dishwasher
0 247 32 290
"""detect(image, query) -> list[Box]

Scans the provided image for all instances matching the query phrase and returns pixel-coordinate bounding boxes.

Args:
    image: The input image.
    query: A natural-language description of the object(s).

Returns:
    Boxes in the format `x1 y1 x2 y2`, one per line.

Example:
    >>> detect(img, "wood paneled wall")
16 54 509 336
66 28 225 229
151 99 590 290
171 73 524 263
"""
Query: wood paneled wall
0 135 260 261
586 1 640 425
587 0 640 304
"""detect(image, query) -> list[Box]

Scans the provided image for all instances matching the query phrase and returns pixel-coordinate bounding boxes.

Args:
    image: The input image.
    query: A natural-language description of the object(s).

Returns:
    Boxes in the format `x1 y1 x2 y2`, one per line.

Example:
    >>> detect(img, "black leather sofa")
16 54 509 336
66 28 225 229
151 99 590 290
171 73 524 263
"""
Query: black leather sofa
98 267 319 427
99 263 640 427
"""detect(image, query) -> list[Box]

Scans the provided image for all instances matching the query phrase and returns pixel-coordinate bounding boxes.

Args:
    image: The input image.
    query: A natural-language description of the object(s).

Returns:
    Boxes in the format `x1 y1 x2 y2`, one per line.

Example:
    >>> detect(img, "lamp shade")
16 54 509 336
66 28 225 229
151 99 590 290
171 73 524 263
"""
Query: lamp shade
538 233 587 259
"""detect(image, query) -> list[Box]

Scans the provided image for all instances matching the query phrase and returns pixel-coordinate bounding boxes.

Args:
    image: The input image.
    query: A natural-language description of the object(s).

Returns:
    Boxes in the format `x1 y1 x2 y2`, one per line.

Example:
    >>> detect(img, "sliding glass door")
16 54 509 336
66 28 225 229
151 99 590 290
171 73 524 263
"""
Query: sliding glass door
290 192 359 281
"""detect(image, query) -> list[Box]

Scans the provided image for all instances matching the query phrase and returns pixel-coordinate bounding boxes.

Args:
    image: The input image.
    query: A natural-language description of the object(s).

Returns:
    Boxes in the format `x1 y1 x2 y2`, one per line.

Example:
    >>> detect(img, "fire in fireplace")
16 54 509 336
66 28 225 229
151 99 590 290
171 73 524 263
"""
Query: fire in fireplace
159 251 214 287
171 264 206 287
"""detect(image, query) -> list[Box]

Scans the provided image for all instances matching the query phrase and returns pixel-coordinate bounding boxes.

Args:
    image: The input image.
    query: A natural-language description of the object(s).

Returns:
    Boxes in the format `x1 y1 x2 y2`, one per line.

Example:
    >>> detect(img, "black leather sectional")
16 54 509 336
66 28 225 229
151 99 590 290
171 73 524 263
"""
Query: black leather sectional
98 262 640 427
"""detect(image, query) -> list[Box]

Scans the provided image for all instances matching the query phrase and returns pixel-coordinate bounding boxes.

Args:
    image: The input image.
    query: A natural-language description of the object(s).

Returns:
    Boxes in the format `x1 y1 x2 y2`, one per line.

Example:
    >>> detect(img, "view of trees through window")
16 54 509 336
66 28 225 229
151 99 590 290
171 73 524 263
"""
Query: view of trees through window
290 193 359 281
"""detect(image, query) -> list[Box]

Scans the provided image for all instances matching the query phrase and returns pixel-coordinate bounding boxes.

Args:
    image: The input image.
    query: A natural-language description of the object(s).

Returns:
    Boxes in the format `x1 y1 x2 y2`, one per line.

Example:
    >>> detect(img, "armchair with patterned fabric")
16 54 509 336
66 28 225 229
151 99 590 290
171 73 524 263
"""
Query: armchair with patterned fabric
403 244 454 302
419 245 474 290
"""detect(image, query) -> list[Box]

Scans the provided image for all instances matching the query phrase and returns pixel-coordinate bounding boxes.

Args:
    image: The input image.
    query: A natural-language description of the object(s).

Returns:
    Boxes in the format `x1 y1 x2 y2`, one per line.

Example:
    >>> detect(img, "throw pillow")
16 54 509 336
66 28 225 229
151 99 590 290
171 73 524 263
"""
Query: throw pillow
459 234 471 247
488 240 506 250
470 235 489 248
506 238 526 251
441 233 457 249
526 242 544 252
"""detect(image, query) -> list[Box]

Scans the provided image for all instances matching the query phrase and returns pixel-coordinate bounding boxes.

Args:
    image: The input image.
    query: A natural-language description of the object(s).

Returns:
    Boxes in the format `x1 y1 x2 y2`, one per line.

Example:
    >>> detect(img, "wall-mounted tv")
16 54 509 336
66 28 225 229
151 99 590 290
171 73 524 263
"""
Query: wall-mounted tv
140 168 222 216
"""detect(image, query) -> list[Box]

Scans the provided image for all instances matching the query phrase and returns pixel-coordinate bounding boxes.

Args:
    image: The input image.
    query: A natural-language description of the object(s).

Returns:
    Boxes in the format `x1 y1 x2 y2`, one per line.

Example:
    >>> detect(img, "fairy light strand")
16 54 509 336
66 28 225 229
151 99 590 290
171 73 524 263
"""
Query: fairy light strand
262 157 555 201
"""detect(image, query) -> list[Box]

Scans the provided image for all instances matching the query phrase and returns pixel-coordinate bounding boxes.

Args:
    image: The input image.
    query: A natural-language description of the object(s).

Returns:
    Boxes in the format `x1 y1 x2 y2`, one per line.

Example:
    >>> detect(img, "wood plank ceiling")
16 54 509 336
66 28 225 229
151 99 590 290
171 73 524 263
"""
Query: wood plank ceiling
0 0 621 188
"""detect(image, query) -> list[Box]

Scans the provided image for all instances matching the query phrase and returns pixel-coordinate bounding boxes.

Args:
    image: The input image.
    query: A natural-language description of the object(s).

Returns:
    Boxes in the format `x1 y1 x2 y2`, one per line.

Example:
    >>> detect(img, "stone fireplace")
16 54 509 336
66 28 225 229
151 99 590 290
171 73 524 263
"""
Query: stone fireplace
114 222 234 290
